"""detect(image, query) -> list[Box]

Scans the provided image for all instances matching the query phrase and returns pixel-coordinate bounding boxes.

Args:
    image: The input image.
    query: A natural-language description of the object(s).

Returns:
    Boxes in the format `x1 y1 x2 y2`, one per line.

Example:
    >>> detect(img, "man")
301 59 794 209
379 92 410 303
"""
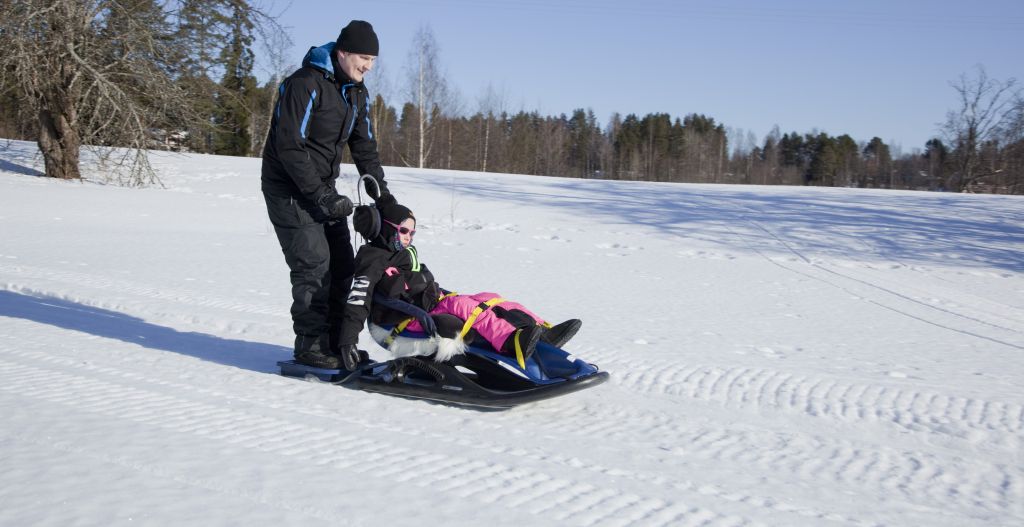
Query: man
262 20 395 369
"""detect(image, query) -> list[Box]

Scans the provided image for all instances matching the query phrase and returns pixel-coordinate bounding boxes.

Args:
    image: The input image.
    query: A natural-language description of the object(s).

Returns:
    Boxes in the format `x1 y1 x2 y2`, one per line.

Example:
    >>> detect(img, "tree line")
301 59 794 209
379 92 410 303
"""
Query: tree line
1 2 1022 193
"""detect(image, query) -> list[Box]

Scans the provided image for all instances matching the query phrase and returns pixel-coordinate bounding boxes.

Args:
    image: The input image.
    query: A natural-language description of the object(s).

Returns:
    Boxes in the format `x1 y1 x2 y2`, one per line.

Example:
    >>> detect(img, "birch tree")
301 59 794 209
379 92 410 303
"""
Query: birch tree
477 83 507 172
403 25 450 168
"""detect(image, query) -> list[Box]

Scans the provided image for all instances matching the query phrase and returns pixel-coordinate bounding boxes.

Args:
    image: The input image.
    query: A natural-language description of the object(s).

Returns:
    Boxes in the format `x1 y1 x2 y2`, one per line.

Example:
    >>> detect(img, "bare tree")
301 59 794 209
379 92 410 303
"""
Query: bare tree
1001 96 1024 193
359 56 395 162
0 1 198 184
403 24 450 168
477 83 507 172
941 66 1020 192
250 14 294 157
441 85 465 170
0 0 286 184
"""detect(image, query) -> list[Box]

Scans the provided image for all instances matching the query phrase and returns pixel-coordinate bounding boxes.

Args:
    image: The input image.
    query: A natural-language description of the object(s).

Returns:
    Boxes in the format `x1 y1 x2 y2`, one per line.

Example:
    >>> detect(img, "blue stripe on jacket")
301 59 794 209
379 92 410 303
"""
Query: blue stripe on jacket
274 82 285 118
365 98 374 140
300 89 317 138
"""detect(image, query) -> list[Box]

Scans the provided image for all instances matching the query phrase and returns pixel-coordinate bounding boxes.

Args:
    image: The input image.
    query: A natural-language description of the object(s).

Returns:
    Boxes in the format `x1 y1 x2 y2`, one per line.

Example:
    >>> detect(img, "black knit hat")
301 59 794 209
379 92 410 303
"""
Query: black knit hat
381 202 414 227
336 20 379 56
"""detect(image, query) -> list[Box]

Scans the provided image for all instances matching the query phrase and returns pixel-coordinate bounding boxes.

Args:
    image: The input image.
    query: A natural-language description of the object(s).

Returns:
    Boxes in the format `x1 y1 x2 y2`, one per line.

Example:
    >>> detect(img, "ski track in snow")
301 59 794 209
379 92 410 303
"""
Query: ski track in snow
2 142 1023 526
605 354 1024 440
0 335 761 527
713 207 1024 352
2 327 1020 526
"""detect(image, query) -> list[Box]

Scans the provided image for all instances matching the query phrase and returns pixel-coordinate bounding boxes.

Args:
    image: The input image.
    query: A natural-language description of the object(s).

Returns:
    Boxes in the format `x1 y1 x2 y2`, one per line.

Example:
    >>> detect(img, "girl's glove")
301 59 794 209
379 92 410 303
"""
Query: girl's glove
338 344 365 371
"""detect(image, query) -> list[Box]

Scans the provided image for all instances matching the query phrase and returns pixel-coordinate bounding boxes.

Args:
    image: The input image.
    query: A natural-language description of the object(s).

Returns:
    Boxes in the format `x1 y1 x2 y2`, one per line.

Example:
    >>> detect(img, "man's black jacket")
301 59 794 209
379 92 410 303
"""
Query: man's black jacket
261 42 386 203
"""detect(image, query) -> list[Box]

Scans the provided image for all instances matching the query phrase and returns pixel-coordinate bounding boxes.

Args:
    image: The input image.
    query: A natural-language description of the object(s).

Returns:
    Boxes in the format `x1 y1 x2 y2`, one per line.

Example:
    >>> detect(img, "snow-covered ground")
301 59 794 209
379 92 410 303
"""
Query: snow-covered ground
1 138 1022 526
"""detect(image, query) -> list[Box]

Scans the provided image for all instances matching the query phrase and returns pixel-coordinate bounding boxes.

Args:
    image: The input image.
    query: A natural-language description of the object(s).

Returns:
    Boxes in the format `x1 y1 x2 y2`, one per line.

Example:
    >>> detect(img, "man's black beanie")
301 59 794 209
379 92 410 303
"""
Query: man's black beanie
336 20 379 56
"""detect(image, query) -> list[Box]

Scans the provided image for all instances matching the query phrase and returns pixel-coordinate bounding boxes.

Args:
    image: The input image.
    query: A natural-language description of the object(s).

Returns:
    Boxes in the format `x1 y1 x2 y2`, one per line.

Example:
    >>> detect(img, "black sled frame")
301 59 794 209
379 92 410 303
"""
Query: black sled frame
278 293 608 410
279 341 608 410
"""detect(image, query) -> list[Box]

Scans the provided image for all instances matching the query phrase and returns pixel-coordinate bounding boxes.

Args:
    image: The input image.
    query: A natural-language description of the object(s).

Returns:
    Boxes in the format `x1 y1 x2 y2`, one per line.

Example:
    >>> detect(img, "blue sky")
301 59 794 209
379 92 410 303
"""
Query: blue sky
261 0 1023 152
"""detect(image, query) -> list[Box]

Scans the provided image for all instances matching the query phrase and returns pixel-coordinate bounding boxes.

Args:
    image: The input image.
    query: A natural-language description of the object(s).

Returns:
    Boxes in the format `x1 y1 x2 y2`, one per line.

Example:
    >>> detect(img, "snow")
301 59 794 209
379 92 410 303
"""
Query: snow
1 138 1022 526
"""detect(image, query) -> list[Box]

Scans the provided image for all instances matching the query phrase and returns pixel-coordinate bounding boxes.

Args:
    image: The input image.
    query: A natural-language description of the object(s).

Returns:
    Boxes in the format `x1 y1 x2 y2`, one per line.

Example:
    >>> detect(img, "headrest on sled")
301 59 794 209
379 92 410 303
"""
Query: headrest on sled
353 205 381 239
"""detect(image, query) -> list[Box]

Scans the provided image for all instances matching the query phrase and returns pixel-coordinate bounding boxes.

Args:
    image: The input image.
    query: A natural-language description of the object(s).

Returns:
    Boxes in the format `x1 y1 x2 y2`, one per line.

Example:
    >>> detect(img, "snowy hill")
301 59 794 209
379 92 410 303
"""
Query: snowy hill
1 138 1022 526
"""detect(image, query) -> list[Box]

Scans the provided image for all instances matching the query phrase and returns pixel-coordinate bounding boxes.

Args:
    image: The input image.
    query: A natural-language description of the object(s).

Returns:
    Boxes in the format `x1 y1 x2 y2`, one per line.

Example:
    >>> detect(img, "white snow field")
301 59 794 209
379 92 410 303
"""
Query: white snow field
1 138 1022 526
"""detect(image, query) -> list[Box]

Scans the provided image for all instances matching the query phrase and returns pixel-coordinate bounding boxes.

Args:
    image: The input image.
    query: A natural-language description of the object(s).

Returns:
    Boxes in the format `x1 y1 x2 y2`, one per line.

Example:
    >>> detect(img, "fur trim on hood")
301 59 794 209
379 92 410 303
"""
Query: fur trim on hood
368 323 466 362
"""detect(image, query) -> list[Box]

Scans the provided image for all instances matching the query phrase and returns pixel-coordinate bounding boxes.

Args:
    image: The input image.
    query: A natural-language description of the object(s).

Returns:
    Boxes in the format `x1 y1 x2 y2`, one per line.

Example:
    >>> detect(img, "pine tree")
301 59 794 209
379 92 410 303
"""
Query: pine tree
568 109 601 178
175 0 230 153
863 137 892 188
833 135 859 187
213 0 257 156
806 133 838 186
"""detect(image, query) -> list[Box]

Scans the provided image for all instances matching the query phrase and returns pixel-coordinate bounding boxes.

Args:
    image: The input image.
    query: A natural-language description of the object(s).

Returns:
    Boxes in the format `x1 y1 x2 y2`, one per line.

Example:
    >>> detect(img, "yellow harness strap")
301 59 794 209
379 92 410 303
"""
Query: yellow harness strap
513 329 527 369
457 297 506 341
384 317 415 348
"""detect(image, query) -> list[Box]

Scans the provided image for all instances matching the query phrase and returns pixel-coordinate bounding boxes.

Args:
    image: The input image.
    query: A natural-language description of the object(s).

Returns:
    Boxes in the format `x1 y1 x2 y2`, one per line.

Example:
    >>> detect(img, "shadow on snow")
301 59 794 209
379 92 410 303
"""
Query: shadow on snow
0 158 44 177
0 290 288 372
403 173 1024 273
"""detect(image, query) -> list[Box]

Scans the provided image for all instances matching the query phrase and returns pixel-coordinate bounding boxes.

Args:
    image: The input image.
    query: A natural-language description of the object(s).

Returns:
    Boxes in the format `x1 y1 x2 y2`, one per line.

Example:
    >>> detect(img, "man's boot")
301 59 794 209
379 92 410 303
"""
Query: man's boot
294 334 342 369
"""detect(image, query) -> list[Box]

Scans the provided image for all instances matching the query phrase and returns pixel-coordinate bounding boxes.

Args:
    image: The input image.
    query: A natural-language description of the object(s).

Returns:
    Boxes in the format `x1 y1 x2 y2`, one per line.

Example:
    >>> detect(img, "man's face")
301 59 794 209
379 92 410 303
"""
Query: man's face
336 51 376 82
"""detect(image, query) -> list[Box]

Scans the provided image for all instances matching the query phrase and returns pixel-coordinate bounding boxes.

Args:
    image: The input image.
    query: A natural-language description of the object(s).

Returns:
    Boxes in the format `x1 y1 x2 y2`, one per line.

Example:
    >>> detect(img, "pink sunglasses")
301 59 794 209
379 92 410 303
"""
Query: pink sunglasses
383 219 416 236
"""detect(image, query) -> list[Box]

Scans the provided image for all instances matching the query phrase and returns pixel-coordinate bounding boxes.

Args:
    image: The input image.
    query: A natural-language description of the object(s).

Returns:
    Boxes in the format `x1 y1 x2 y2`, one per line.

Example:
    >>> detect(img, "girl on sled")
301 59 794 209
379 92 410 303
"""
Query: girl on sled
330 201 580 371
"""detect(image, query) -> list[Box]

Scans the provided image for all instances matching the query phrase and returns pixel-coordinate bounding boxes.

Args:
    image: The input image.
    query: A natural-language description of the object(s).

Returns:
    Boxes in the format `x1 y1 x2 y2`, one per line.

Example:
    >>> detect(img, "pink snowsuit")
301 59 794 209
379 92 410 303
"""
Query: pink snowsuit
406 292 545 351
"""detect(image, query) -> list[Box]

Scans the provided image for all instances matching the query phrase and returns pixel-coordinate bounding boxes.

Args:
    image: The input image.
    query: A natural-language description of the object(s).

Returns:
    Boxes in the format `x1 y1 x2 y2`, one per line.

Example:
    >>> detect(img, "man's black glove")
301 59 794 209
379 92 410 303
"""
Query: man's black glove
363 176 390 200
337 343 365 371
417 314 438 337
374 191 397 209
316 190 353 219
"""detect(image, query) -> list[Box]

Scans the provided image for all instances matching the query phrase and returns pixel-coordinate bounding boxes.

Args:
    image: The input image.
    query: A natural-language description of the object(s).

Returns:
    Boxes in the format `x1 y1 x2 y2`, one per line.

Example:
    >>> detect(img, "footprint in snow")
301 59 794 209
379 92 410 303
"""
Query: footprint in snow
463 222 519 232
532 234 570 242
677 249 736 260
596 242 643 256
757 346 784 358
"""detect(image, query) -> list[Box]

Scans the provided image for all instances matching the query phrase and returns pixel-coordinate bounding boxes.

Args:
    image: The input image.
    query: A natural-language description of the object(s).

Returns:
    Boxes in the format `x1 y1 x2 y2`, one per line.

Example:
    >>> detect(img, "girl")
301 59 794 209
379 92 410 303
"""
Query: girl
335 202 580 370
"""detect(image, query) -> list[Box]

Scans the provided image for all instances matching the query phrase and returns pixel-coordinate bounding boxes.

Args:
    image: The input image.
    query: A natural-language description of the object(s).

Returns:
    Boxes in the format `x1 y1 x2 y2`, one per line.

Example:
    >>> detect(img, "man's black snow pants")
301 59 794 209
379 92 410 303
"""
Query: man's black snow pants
264 192 354 355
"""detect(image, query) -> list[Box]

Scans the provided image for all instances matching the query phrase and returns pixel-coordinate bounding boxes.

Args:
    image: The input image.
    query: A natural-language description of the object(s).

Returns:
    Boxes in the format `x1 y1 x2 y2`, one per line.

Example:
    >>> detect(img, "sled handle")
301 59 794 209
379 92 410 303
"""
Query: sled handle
353 174 384 248
357 173 381 206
